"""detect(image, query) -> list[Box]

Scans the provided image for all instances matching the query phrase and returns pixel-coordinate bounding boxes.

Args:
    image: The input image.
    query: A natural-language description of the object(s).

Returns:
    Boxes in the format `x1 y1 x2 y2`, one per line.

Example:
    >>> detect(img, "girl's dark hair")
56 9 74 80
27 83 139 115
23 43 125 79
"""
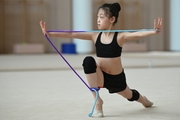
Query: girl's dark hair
98 3 121 24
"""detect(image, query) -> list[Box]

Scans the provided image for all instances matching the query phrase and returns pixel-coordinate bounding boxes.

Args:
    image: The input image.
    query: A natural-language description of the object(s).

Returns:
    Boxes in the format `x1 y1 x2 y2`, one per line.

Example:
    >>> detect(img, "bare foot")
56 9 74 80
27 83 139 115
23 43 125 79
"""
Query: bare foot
95 98 103 111
92 98 104 118
92 110 104 118
143 96 153 108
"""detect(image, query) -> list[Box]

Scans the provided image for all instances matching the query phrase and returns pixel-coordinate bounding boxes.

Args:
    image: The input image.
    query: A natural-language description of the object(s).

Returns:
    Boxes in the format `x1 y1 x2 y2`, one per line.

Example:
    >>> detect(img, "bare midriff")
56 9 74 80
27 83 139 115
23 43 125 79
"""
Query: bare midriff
97 57 123 75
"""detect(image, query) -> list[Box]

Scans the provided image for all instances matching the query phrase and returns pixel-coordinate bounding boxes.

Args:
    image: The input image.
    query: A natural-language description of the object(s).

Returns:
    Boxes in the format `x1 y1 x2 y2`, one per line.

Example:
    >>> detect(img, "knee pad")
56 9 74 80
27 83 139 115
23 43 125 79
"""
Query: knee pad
128 89 140 102
82 56 97 74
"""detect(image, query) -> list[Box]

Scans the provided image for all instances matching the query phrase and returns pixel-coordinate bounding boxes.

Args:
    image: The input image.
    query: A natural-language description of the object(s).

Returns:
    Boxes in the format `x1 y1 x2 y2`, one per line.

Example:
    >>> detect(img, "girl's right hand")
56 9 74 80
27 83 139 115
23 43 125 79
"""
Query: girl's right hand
39 21 48 35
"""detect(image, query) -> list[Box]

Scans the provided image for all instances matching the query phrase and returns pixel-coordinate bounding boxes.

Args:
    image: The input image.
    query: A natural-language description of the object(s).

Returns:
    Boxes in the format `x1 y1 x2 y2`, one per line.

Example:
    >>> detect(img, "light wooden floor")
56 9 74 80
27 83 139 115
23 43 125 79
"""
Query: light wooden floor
0 52 180 120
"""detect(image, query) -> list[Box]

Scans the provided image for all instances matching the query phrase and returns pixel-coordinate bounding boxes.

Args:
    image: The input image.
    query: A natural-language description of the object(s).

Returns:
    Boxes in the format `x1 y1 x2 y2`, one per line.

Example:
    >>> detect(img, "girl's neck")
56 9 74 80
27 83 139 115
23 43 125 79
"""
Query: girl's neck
103 25 115 36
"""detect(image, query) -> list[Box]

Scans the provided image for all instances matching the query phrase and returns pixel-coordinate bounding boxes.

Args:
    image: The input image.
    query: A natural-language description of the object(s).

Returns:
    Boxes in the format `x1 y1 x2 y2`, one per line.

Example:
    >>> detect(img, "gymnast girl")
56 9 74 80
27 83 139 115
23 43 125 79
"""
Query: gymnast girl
40 2 163 118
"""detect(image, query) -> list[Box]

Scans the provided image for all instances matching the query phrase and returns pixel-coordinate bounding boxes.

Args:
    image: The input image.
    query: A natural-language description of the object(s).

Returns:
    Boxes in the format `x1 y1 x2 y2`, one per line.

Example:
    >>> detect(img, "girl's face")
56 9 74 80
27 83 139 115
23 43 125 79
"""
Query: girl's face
97 9 114 30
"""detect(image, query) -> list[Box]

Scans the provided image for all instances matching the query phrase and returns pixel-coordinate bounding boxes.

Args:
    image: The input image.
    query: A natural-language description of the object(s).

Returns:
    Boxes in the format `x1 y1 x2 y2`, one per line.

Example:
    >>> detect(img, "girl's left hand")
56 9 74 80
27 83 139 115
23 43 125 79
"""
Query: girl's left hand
154 17 163 34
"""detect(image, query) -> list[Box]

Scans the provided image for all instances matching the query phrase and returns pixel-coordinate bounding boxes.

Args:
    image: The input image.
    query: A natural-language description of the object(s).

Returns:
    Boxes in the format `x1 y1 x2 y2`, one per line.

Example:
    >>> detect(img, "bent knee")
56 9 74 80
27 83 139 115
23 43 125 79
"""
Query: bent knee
127 89 140 102
82 56 97 74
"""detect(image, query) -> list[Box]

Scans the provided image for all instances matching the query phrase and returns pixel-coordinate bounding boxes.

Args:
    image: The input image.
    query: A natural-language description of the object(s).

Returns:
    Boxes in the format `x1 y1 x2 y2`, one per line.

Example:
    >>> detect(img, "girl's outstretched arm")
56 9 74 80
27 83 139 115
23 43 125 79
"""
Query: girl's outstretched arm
120 17 163 42
39 21 94 40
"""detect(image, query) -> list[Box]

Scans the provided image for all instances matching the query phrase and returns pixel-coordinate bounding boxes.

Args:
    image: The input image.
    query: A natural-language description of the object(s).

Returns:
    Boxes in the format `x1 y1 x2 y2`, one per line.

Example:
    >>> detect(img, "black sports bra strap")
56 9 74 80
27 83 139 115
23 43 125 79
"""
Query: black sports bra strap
96 32 102 44
113 32 118 40
97 32 102 39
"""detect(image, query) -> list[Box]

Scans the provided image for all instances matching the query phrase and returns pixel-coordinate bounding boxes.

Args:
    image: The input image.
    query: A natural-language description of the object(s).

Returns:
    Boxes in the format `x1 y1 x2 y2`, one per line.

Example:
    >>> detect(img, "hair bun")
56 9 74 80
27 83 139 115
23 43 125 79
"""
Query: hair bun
111 3 121 12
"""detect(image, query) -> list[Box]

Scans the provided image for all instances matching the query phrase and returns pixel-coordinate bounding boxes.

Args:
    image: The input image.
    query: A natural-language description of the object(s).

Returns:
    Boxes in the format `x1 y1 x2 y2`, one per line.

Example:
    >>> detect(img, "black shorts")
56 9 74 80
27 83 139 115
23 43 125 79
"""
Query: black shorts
102 70 127 94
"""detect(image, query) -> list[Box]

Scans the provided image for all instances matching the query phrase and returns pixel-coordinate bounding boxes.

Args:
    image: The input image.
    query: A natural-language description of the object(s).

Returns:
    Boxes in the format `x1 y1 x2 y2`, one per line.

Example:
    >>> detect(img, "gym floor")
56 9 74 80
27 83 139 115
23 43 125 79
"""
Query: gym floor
0 52 180 120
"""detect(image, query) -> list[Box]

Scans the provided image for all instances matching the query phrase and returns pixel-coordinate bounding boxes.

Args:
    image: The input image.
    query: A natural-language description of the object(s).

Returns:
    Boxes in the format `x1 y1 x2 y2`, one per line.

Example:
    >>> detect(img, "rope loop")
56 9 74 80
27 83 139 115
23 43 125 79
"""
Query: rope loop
90 87 100 92
88 88 99 117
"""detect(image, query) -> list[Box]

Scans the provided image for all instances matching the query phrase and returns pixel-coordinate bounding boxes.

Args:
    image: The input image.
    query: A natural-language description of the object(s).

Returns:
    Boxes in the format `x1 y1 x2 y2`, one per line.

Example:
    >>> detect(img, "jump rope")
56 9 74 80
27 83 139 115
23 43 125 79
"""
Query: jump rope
44 29 156 117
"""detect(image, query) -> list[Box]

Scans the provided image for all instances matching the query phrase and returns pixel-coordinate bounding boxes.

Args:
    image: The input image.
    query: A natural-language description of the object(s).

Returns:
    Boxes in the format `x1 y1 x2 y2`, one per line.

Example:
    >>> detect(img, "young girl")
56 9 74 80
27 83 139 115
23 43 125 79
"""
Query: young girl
40 2 163 118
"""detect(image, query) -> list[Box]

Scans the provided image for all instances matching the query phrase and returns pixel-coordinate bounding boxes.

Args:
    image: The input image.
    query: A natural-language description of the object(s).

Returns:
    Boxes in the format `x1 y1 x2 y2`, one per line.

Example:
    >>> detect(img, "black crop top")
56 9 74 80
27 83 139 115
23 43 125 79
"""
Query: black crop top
95 32 122 58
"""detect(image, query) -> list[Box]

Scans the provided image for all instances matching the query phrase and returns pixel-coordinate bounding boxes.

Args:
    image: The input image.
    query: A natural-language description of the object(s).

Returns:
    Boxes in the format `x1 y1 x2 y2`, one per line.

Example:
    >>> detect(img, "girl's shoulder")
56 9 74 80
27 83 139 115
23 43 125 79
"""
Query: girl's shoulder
92 32 101 43
116 32 128 47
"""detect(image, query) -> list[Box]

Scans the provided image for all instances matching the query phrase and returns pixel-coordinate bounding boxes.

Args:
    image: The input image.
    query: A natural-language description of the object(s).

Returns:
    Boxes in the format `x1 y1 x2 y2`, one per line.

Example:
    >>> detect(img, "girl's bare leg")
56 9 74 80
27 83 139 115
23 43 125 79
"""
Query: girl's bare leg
85 66 104 117
117 86 153 107
138 95 153 108
82 57 104 117
86 73 103 111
